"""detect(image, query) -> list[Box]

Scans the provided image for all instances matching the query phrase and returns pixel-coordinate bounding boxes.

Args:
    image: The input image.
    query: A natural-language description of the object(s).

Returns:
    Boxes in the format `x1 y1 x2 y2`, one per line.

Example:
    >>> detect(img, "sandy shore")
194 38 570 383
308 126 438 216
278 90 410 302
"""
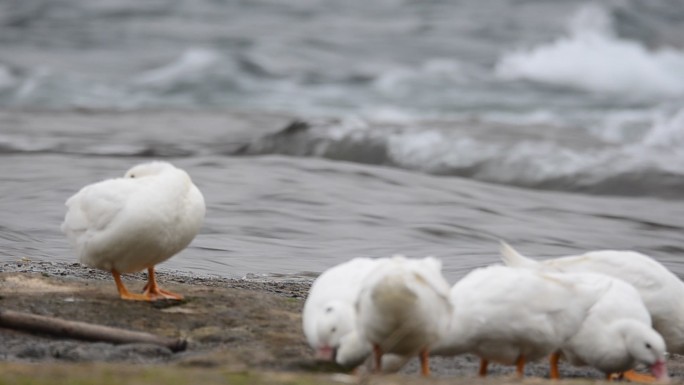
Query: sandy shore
1 260 682 384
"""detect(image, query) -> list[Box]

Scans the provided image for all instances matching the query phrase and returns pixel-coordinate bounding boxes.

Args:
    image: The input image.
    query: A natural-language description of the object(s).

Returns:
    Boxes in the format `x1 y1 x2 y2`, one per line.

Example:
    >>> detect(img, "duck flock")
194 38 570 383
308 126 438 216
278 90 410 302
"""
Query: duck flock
303 248 676 382
61 161 679 382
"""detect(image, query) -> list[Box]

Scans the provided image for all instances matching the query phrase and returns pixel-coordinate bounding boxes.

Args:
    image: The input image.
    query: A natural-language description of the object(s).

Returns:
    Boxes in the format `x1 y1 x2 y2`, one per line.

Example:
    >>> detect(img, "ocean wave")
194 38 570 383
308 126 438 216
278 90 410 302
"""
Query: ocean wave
495 4 684 99
2 109 682 199
134 48 226 90
643 108 684 147
372 59 476 95
233 115 684 199
582 105 684 148
1 48 243 108
1 0 683 118
0 134 194 157
129 48 253 106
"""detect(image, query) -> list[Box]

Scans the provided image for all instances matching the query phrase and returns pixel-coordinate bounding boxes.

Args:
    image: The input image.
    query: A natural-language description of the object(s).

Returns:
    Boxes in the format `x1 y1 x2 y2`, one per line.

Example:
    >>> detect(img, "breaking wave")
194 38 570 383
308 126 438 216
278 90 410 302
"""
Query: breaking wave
232 110 684 199
495 5 684 99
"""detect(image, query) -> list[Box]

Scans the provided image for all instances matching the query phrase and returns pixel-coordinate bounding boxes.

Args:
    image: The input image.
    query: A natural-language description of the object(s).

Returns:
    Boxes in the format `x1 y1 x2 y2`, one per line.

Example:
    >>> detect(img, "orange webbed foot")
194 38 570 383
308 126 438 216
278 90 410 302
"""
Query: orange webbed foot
142 267 184 301
112 268 184 302
112 270 154 301
611 369 659 383
143 286 184 301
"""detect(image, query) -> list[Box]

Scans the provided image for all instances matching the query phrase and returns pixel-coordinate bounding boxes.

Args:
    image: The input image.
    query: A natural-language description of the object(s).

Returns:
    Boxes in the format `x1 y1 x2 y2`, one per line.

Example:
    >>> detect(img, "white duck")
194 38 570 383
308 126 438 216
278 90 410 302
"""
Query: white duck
432 265 598 378
62 161 205 301
554 273 668 381
356 256 451 376
302 257 381 363
499 243 684 355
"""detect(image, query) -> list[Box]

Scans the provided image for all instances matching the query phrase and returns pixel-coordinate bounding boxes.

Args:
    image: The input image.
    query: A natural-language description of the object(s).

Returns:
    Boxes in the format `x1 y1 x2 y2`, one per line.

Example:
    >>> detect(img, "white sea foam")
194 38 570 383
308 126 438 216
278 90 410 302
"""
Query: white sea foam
0 134 57 152
327 115 369 141
387 130 588 181
495 4 684 98
15 67 51 100
643 107 684 147
481 110 565 127
373 58 472 96
586 106 684 149
378 118 684 194
588 109 658 144
387 131 500 173
362 106 417 124
135 48 224 88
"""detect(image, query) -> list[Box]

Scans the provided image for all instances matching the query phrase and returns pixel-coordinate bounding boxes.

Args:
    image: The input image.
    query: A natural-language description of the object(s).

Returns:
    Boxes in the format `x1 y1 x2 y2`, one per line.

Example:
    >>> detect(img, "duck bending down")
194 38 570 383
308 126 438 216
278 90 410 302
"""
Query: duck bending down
61 161 205 301
432 265 601 378
555 273 668 381
302 257 382 363
500 243 682 379
356 256 452 376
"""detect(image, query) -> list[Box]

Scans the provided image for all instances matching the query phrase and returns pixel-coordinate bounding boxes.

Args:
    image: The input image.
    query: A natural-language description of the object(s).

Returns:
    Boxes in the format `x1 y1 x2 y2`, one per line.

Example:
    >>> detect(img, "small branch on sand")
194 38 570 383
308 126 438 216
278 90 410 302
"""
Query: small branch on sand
0 309 187 352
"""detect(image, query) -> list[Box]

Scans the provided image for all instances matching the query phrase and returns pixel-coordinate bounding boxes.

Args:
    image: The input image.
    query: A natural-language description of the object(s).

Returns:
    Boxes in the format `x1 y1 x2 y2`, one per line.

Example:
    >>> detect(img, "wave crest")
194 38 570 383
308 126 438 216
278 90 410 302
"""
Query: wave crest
233 115 684 199
495 4 684 99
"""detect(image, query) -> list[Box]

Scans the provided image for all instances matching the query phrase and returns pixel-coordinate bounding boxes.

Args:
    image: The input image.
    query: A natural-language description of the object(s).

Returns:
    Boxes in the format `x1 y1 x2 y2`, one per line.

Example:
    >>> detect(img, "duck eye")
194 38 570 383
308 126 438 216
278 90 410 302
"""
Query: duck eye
325 307 333 313
130 174 135 178
646 343 652 349
331 327 337 333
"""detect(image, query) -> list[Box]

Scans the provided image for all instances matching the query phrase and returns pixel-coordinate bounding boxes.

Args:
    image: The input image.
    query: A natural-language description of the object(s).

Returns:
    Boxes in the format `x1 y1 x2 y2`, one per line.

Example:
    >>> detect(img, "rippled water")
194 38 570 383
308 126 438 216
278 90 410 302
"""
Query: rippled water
1 111 683 283
1 1 684 115
1 0 683 281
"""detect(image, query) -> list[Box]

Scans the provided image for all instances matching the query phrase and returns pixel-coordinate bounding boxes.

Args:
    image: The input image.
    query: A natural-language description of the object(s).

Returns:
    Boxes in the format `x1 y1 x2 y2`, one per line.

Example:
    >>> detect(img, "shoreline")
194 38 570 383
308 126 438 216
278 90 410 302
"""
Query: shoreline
5 260 684 384
0 259 313 297
2 260 683 384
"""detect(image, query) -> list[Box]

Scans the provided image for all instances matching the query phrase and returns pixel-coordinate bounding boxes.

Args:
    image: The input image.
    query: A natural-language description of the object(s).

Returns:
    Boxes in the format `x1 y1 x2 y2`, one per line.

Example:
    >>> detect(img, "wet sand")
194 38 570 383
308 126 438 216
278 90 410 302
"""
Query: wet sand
2 260 683 384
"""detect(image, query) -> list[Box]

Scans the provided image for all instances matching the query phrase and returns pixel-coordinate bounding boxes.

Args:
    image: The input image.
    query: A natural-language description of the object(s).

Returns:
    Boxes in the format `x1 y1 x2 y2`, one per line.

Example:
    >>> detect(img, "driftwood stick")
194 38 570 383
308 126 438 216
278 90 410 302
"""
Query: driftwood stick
0 309 187 352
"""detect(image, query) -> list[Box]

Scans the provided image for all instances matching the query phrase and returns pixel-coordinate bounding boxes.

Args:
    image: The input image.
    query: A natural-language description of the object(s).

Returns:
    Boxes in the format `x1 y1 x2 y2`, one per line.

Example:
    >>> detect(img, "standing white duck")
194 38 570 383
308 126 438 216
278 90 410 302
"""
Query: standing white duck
432 265 598 378
302 257 381 363
356 256 451 376
499 243 684 355
62 161 205 301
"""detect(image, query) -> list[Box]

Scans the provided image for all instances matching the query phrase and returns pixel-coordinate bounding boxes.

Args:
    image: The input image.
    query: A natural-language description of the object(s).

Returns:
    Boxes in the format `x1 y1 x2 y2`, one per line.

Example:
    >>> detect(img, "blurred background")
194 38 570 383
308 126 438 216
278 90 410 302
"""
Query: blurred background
1 0 683 281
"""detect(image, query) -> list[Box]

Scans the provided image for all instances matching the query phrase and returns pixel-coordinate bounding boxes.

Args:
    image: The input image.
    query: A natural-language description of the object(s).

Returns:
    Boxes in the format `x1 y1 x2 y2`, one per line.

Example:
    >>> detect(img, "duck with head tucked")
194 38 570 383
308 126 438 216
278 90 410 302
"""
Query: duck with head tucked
62 161 205 301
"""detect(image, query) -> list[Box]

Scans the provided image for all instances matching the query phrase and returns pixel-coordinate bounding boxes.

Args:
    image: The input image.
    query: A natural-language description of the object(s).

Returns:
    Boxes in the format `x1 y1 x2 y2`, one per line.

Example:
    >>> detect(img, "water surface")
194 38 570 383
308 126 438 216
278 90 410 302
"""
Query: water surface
1 111 683 283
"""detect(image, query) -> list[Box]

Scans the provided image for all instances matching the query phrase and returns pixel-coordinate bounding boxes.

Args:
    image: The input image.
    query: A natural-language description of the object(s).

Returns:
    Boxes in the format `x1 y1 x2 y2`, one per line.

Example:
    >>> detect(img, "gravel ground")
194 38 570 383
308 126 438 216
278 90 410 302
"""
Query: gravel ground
1 260 683 383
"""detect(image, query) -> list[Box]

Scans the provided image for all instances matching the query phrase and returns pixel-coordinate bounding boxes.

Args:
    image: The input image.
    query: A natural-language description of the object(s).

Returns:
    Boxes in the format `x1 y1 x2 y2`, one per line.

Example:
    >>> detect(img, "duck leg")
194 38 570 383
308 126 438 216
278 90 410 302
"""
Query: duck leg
479 358 489 377
142 267 184 300
112 270 152 301
549 351 561 379
419 348 430 376
515 355 526 378
373 344 383 373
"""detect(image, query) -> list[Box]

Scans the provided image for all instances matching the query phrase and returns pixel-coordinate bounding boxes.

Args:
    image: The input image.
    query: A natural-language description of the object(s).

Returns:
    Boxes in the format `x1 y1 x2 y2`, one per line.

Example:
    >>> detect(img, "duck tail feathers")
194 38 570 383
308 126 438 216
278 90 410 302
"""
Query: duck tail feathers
499 241 541 268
